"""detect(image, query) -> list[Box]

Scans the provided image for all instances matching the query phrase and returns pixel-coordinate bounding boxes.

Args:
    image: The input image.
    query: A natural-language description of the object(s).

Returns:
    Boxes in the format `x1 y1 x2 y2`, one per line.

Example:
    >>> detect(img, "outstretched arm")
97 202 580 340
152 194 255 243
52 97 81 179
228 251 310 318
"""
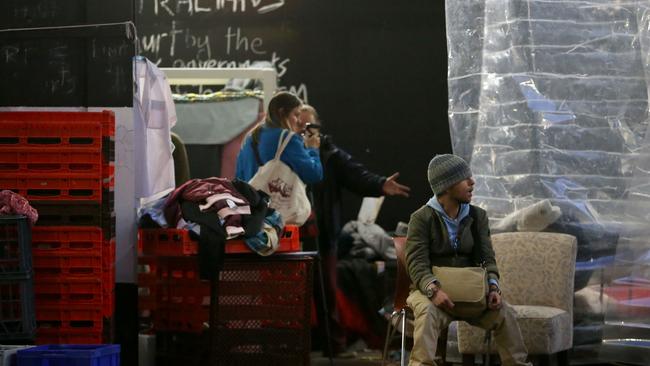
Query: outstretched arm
329 146 410 197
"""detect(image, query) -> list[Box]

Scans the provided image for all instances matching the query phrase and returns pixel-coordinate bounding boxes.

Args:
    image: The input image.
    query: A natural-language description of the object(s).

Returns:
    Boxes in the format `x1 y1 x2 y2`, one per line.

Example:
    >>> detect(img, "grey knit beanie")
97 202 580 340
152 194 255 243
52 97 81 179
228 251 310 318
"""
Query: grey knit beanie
427 154 472 194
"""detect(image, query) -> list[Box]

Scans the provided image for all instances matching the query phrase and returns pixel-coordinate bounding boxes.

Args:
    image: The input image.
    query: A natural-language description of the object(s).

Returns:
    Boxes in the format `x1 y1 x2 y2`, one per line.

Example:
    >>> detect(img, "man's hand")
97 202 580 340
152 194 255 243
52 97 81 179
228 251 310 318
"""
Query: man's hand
488 285 502 310
382 172 411 197
432 288 455 310
303 132 321 149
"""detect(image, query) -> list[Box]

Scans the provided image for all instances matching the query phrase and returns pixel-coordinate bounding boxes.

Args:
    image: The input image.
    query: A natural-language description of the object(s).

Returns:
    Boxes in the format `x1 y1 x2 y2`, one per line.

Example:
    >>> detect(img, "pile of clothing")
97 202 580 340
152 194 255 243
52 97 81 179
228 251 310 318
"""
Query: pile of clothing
140 177 282 279
0 190 38 225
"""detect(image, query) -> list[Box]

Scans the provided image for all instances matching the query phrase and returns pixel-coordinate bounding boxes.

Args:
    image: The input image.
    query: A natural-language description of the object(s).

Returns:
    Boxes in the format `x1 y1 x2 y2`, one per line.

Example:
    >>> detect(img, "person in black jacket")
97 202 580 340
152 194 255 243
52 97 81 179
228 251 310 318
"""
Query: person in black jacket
296 104 410 355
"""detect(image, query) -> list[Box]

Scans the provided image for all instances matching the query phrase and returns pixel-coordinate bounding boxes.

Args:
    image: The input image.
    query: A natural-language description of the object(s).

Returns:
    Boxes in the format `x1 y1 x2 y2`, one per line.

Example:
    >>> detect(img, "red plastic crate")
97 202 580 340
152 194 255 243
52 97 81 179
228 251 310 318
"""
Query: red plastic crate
32 253 102 278
32 226 103 252
139 256 199 282
137 256 159 285
0 113 103 149
36 303 103 328
0 148 102 177
32 226 103 278
226 225 300 254
0 110 114 134
34 277 102 305
0 176 101 201
137 256 208 313
216 260 311 324
161 257 202 281
138 282 159 312
138 225 300 256
258 261 308 282
36 329 103 345
138 229 197 256
96 111 115 137
167 279 210 306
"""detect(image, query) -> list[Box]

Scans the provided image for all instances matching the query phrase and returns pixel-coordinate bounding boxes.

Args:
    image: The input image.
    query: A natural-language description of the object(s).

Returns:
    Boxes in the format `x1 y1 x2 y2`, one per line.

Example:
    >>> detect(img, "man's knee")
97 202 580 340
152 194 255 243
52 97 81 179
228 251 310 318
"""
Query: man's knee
418 304 450 330
411 300 432 322
499 302 518 322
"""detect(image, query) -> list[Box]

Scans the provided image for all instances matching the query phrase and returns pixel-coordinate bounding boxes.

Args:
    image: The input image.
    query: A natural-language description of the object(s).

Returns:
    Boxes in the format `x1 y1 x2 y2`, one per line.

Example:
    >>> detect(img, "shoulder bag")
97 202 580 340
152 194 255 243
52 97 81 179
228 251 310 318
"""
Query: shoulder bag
248 130 311 226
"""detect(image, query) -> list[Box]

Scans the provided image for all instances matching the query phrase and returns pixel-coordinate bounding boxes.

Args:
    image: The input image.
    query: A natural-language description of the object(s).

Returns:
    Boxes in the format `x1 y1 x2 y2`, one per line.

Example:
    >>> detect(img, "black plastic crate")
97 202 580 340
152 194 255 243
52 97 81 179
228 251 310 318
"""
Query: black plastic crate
30 201 102 227
155 329 306 366
0 274 36 341
155 331 208 366
0 216 32 276
30 201 114 240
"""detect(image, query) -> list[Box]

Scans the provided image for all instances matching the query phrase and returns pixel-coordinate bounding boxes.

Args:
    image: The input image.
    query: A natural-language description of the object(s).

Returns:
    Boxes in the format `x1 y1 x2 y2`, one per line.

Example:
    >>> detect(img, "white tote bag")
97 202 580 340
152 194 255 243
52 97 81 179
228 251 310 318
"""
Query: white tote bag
248 130 311 226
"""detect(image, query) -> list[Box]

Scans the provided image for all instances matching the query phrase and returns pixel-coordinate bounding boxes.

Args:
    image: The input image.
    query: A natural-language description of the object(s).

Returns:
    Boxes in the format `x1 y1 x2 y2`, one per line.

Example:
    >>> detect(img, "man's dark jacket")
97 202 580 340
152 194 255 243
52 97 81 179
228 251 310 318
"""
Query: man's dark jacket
313 135 386 252
405 204 500 294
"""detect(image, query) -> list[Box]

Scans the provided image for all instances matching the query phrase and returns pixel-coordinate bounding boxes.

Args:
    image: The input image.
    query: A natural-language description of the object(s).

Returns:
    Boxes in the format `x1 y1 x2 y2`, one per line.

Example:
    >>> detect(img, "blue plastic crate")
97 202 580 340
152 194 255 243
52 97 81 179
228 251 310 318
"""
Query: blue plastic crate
0 215 32 277
0 345 33 366
16 344 120 366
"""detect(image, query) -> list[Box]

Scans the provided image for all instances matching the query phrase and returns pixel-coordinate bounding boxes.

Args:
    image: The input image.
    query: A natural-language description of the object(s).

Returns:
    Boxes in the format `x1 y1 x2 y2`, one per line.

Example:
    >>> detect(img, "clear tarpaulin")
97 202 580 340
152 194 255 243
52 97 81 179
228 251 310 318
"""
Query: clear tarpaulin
446 0 650 361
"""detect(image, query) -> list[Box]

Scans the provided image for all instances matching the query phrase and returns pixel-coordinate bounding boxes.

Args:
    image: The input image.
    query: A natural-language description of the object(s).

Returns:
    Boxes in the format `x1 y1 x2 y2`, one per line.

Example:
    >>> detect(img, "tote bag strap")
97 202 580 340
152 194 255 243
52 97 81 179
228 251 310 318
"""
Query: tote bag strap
273 130 295 161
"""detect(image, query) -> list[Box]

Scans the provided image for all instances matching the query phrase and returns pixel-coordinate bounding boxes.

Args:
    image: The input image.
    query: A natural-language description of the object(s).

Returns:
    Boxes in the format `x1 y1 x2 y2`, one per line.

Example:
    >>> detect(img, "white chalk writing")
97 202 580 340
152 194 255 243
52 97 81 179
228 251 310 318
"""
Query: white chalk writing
140 0 284 15
141 21 211 59
225 27 266 55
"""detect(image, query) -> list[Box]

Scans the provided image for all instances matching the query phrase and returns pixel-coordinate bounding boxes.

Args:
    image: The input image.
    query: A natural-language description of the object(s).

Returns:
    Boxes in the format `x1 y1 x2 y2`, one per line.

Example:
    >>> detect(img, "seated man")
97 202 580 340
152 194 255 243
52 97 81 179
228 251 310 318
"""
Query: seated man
405 154 531 366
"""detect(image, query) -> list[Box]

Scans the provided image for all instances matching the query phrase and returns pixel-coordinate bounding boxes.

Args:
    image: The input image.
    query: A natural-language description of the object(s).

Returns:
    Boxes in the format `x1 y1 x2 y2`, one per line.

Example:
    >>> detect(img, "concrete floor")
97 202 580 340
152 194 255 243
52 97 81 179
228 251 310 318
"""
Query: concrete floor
310 349 623 366
311 354 621 366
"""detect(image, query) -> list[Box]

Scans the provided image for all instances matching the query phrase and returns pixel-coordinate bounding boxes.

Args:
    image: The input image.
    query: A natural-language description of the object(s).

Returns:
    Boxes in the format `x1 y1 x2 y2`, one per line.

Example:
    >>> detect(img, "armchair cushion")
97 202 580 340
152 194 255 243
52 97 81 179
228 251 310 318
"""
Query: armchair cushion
457 305 572 355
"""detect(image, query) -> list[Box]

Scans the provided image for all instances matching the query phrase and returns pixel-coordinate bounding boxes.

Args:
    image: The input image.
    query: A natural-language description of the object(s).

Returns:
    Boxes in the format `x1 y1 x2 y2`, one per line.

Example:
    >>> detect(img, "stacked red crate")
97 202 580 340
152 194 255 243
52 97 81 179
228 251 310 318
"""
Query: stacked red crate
138 225 300 257
0 111 116 344
137 225 301 333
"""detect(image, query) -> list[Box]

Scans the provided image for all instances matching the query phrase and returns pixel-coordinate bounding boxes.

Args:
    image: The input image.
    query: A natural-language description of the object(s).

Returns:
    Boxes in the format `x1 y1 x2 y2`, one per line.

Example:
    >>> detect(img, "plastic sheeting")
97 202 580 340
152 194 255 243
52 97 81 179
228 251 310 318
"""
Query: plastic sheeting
446 0 650 357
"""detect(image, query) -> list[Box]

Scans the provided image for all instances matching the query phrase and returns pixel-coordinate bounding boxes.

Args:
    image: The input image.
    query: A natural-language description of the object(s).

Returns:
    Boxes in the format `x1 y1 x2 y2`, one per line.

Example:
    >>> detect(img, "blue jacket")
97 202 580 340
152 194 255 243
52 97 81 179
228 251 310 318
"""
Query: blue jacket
236 126 323 184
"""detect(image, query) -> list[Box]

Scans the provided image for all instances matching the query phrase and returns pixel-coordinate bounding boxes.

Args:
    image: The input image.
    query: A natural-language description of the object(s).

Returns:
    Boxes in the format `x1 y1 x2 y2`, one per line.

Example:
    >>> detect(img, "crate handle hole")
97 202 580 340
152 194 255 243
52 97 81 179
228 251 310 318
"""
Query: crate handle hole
26 163 60 171
0 137 19 144
0 164 19 171
69 137 95 145
70 163 94 171
69 190 94 197
27 137 61 145
28 189 60 196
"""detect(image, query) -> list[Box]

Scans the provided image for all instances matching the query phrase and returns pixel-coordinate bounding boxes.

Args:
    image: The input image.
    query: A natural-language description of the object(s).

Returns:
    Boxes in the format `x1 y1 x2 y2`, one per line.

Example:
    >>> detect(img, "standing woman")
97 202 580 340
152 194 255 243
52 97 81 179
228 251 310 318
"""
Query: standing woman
236 91 323 186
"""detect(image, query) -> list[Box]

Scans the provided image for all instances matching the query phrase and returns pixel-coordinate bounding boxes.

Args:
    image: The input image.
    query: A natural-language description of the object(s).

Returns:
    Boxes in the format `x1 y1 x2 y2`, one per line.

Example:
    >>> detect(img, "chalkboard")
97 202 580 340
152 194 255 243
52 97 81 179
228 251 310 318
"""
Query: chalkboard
135 0 451 227
0 0 135 107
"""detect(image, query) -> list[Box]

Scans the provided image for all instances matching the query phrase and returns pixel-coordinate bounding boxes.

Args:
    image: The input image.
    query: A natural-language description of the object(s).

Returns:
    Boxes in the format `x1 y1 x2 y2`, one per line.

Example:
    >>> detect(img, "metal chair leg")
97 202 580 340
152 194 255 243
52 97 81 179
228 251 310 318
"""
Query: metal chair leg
484 330 492 366
382 311 402 366
400 308 407 366
381 315 393 366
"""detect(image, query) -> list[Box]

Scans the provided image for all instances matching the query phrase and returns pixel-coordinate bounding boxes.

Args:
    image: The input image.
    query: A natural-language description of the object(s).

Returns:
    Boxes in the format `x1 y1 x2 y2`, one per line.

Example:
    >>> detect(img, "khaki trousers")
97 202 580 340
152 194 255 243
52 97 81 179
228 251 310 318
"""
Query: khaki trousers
406 290 532 366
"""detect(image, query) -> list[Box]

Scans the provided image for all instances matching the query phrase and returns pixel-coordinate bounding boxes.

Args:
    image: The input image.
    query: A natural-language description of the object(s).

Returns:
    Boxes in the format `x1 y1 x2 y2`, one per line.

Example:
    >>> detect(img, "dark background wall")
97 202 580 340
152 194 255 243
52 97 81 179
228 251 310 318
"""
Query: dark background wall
0 0 135 107
135 0 452 229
